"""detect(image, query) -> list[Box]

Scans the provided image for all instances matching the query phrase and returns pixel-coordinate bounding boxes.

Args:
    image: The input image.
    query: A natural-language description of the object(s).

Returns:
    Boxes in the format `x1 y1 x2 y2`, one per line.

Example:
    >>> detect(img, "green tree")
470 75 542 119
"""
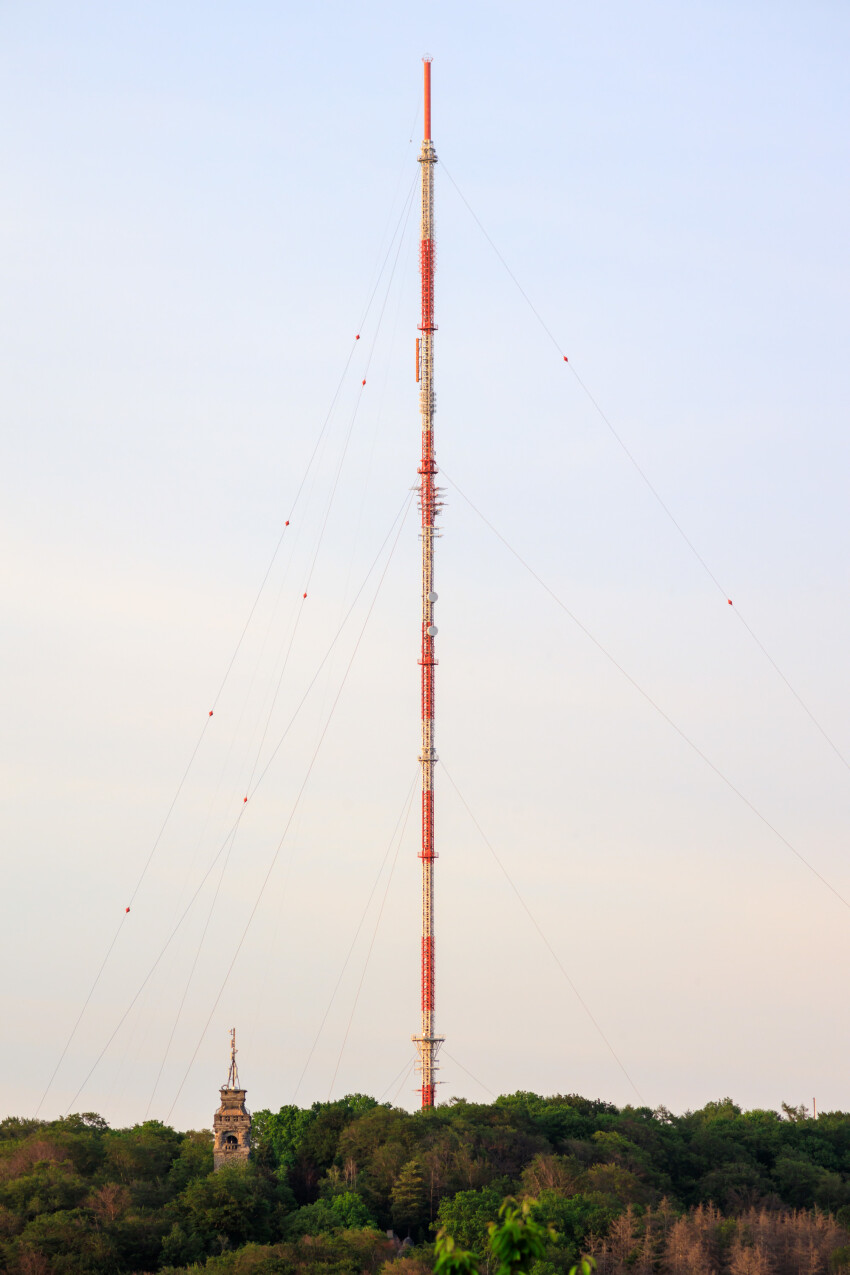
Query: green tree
434 1228 480 1275
2 1163 93 1222
532 1190 620 1264
103 1121 181 1187
284 1191 375 1238
159 1220 207 1269
167 1130 214 1191
254 1096 380 1204
329 1191 375 1230
487 1198 553 1275
175 1163 278 1256
393 1160 427 1235
16 1207 108 1273
435 1183 510 1256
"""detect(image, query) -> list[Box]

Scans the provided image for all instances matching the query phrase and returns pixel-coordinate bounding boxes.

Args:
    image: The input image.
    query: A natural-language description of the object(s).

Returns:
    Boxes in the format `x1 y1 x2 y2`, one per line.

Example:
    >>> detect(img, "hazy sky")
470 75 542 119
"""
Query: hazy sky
2 0 850 1132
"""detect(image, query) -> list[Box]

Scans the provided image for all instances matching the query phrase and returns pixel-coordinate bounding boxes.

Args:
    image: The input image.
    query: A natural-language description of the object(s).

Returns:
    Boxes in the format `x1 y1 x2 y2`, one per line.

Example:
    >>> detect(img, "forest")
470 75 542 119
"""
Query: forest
3 1093 850 1274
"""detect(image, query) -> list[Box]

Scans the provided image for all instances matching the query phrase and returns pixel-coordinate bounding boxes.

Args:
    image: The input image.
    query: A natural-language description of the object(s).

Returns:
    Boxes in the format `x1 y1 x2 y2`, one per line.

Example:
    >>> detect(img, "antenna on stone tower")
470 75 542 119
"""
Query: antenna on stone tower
214 1029 251 1170
225 1027 240 1090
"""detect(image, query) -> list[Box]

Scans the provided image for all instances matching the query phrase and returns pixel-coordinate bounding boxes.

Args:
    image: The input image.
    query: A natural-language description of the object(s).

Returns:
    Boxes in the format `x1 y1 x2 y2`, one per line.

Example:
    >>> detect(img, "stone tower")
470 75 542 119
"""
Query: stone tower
213 1028 251 1171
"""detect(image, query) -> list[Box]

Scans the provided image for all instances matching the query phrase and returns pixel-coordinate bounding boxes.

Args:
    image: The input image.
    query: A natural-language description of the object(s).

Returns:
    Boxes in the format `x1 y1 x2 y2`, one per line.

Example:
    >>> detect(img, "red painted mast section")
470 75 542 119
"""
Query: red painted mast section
413 57 443 1108
424 58 432 140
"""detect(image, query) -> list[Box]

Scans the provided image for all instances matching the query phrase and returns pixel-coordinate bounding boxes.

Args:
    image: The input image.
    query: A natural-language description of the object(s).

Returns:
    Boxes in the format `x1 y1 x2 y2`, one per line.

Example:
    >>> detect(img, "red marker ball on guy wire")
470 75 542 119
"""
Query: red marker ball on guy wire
563 355 568 363
728 599 733 606
125 907 130 914
243 797 248 804
285 520 289 526
355 334 360 340
209 710 213 717
362 379 366 386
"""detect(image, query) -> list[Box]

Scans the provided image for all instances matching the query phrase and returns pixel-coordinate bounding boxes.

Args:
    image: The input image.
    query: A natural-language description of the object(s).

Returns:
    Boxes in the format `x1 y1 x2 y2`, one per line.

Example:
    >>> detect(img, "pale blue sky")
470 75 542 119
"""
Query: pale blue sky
2 0 849 1129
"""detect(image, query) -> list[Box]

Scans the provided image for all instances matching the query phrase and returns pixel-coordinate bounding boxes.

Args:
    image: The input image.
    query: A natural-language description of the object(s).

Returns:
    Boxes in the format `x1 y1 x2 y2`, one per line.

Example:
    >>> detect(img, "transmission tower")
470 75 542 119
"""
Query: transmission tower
412 57 444 1109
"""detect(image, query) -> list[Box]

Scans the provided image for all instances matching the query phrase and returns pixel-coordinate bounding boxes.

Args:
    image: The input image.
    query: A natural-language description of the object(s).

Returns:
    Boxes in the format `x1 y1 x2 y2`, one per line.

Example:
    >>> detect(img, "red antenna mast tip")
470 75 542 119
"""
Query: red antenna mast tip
423 58 432 141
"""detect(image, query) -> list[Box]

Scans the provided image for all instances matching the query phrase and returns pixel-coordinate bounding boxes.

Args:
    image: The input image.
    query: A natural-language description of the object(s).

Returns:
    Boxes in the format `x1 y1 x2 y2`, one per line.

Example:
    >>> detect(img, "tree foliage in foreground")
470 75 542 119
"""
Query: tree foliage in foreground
4 1094 850 1272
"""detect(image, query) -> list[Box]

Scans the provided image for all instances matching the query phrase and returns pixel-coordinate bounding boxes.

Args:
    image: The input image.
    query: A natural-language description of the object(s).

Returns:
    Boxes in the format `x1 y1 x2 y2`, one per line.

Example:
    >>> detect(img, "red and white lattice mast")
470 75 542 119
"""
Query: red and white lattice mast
412 57 444 1109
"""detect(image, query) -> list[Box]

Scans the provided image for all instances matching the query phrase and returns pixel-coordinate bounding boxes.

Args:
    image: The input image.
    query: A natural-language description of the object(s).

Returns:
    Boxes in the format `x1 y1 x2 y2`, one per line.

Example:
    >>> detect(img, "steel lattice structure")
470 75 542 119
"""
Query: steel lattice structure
412 58 444 1109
